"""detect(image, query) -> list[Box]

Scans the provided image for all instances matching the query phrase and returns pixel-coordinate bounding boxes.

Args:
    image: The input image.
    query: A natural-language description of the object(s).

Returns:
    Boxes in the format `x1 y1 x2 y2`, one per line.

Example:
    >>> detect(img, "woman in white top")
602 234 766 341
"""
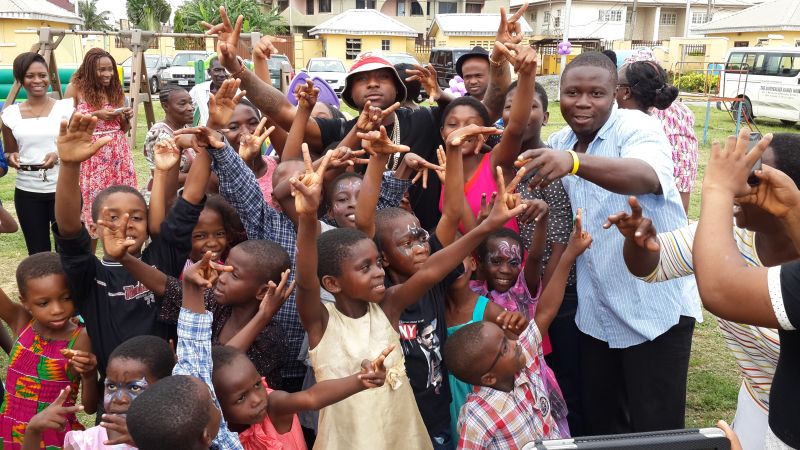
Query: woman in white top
1 52 74 254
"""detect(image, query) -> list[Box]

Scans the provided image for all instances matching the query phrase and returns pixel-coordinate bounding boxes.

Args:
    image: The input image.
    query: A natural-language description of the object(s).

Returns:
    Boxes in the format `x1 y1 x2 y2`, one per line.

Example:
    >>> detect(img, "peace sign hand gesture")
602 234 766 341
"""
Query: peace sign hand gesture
96 207 137 261
207 78 246 130
257 269 295 320
602 196 660 251
496 4 528 45
201 6 244 75
289 143 332 215
25 387 83 436
355 101 401 133
239 117 276 161
481 166 528 230
184 250 233 290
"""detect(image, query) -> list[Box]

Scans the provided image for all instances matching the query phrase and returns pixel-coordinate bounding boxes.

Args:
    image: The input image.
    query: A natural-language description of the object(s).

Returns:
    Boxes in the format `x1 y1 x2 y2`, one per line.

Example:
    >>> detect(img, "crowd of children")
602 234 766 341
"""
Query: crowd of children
0 2 797 449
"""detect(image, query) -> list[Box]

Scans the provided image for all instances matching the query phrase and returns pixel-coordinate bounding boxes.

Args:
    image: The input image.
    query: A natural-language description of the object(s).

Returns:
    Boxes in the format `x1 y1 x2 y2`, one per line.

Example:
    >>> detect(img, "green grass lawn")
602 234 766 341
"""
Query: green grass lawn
0 100 790 429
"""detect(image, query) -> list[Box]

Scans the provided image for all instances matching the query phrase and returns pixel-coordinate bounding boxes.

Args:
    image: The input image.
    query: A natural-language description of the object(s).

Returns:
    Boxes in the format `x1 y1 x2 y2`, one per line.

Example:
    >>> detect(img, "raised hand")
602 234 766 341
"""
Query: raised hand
295 79 319 111
61 349 98 379
153 138 181 172
358 344 394 388
323 147 369 170
357 125 410 157
257 269 295 319
501 166 527 209
96 208 137 261
207 78 246 129
566 208 593 256
445 124 502 155
704 128 772 197
238 117 275 161
289 143 332 215
602 196 660 251
201 6 244 75
434 145 447 182
402 153 443 189
355 101 400 133
184 250 233 290
736 164 800 220
174 126 226 151
483 166 527 229
496 310 528 335
25 386 82 435
405 64 442 101
496 4 528 45
253 35 286 61
477 192 497 226
504 42 538 74
57 113 113 164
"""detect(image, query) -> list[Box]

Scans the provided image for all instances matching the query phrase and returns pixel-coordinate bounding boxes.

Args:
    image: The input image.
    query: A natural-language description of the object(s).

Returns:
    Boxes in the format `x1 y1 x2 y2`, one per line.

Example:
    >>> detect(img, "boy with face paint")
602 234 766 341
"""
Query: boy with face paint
203 6 526 230
23 335 175 449
516 51 701 434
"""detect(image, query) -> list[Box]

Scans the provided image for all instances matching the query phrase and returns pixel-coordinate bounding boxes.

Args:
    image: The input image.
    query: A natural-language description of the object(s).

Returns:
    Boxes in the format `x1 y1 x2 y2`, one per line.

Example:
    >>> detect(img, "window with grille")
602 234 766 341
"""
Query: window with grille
356 0 376 8
381 39 391 51
411 1 423 15
466 2 482 13
691 11 708 24
598 10 622 22
397 0 405 15
346 38 362 59
439 1 456 13
660 12 677 25
543 11 551 24
319 0 331 12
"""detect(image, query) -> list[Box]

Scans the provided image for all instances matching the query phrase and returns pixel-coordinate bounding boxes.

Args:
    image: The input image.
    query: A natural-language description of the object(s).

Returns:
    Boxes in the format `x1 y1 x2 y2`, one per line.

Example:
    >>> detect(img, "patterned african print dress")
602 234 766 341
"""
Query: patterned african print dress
76 102 138 229
0 321 84 449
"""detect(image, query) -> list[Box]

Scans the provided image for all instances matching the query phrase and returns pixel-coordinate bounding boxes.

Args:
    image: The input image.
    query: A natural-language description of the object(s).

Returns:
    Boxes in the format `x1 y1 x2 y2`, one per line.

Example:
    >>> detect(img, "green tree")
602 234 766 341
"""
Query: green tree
126 0 171 31
78 0 113 31
173 0 286 34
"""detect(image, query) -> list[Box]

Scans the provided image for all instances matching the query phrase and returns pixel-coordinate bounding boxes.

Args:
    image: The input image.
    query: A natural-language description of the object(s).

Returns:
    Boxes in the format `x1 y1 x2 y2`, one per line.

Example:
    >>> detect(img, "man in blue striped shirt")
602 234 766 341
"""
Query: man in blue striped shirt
517 52 702 435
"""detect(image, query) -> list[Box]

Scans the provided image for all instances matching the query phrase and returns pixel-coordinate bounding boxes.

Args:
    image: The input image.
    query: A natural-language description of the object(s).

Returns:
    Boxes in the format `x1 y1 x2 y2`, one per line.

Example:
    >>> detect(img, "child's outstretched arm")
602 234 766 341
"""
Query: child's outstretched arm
382 167 528 325
54 114 113 237
0 286 30 335
282 79 318 161
490 43 538 185
0 202 19 233
251 35 286 85
266 345 394 433
62 333 99 414
226 269 294 352
523 200 548 295
354 126 410 238
535 209 592 334
289 146 333 348
603 196 663 278
23 387 83 450
148 138 182 235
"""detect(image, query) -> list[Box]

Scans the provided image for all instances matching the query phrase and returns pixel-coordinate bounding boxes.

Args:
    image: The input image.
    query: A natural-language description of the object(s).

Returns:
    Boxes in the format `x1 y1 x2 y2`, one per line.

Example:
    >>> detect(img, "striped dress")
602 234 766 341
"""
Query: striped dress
643 222 779 449
0 321 84 450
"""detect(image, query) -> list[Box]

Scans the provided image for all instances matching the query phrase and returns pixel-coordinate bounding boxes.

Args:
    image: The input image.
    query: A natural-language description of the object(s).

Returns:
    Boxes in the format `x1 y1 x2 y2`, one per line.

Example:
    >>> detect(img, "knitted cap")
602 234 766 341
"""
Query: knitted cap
341 52 407 109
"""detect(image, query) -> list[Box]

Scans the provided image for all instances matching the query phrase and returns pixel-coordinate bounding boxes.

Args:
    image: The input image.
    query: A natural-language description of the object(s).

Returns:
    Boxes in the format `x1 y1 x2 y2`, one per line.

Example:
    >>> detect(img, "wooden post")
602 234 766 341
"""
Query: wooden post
3 28 67 112
123 30 156 151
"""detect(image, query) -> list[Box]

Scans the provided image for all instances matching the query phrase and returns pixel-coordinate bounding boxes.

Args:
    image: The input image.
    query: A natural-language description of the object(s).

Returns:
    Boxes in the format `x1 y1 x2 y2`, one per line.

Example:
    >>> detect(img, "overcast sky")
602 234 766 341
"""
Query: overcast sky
95 0 187 24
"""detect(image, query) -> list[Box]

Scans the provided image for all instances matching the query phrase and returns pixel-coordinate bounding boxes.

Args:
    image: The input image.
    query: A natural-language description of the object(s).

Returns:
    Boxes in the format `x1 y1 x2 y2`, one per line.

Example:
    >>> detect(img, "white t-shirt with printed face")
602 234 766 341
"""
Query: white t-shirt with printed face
1 98 74 193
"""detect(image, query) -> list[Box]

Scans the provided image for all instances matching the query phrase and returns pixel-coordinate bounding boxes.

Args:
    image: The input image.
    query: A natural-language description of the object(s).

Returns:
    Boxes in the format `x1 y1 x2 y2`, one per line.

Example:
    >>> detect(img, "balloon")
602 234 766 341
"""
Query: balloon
557 41 572 56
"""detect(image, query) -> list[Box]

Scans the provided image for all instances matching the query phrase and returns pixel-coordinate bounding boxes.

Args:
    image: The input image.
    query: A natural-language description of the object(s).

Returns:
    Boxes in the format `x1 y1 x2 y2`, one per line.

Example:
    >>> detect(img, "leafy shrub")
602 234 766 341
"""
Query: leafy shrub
674 72 719 93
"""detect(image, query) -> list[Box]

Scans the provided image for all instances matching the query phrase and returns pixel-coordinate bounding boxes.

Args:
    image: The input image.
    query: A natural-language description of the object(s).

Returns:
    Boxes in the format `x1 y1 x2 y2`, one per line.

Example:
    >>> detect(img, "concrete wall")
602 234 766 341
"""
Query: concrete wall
294 35 324 69
705 31 800 49
316 34 414 67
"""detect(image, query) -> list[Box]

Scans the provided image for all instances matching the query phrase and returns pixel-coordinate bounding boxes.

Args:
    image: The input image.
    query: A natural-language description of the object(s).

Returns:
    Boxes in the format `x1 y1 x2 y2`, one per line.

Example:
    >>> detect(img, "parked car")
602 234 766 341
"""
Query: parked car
429 47 471 88
383 52 420 67
268 54 294 88
304 58 346 95
120 54 170 93
159 51 212 90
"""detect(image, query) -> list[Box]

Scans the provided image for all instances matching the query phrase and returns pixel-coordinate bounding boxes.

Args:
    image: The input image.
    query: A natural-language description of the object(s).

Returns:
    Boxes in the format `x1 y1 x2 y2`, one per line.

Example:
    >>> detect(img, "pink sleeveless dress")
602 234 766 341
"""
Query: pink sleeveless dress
440 153 519 232
238 378 307 450
0 321 84 449
76 102 138 229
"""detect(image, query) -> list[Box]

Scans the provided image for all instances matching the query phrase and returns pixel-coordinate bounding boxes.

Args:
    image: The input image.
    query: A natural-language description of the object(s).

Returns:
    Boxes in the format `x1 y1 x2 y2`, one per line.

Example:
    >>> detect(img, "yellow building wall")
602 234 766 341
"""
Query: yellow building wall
664 37 729 72
707 31 800 49
317 34 413 68
294 35 324 69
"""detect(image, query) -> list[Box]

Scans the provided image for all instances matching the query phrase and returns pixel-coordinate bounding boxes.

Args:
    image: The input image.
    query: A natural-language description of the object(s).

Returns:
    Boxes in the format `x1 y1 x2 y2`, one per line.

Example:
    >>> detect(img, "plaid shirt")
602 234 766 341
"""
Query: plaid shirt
457 321 561 449
211 145 410 378
174 308 243 450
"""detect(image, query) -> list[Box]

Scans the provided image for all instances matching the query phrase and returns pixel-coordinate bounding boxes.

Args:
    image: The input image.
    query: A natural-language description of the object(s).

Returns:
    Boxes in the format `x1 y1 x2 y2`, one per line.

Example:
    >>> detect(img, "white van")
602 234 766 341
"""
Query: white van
720 47 800 125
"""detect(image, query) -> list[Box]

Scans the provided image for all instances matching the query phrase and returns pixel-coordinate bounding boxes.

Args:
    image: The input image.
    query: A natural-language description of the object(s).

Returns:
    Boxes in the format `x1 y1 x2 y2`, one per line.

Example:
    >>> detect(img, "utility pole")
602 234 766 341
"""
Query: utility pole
627 0 638 41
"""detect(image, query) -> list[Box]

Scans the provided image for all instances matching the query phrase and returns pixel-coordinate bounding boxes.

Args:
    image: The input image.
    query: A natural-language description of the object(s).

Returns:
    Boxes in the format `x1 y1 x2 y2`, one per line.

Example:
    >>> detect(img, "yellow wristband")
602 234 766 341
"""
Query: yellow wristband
566 150 580 175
